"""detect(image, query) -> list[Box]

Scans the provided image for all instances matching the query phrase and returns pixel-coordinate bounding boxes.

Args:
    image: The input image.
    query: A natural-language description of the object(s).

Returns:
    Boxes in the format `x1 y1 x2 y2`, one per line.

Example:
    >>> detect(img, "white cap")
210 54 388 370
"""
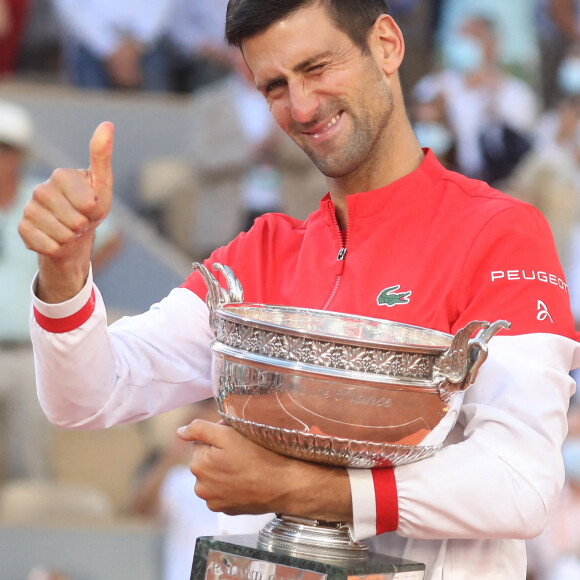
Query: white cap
0 100 33 150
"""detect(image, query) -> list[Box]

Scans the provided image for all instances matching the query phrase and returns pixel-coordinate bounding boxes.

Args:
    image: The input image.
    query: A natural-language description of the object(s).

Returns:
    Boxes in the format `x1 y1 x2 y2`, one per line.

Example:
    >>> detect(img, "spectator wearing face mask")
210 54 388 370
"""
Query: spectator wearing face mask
410 82 458 171
413 14 538 185
537 0 580 108
436 0 539 82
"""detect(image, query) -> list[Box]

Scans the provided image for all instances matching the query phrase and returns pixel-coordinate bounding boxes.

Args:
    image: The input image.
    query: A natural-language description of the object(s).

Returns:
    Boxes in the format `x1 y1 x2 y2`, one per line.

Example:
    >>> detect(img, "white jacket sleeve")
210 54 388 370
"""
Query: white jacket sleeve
348 333 579 542
31 269 215 429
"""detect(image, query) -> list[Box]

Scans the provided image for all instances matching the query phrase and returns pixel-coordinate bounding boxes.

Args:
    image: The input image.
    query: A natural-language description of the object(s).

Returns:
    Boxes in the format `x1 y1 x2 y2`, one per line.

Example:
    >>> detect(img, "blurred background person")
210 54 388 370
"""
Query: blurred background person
506 44 580 279
129 399 220 580
413 13 538 185
16 0 61 81
50 0 174 91
0 0 31 76
410 81 458 172
535 43 580 162
165 0 234 94
537 0 580 108
436 0 539 83
0 99 52 481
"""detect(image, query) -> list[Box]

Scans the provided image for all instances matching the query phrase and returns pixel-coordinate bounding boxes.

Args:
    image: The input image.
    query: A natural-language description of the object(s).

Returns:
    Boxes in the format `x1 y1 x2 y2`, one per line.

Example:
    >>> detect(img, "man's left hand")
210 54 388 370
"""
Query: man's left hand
177 419 353 522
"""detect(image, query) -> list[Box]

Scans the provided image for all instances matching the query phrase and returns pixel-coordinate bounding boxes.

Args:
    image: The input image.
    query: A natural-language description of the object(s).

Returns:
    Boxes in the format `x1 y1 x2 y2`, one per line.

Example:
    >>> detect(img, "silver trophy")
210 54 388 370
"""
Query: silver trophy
193 262 510 566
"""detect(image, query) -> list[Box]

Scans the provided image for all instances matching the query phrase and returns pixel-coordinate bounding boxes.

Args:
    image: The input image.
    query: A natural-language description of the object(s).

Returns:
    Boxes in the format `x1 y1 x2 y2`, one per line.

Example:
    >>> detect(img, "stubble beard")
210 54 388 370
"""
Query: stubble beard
291 83 394 180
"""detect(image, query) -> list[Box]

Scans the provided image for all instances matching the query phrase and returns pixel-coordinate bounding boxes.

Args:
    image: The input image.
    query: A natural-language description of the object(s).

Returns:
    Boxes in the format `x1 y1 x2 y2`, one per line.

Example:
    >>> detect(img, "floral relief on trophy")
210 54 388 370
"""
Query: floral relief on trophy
215 317 438 380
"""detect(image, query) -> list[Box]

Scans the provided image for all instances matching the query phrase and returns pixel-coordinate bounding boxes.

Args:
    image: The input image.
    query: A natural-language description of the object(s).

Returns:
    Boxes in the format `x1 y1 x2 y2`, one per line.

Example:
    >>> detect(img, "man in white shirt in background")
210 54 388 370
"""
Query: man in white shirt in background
51 0 174 90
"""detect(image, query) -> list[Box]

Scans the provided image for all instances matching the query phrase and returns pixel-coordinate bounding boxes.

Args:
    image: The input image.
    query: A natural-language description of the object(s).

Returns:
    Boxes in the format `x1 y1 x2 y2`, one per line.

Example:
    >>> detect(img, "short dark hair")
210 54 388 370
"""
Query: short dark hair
225 0 390 53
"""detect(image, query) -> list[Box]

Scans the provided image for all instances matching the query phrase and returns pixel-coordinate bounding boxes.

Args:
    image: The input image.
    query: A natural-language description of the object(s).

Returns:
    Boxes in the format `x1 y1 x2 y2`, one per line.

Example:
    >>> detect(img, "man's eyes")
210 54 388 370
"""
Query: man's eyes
266 80 286 94
264 64 328 94
307 63 326 73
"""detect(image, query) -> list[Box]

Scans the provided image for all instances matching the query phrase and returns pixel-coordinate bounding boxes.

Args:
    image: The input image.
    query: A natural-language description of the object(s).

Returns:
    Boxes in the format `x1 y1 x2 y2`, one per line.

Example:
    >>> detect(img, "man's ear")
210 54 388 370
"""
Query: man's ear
368 14 405 76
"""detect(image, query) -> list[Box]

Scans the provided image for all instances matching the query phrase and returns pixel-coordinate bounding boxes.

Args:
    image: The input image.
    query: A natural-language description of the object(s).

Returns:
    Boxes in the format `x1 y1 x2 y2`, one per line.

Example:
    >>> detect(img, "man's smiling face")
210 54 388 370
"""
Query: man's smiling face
242 3 395 180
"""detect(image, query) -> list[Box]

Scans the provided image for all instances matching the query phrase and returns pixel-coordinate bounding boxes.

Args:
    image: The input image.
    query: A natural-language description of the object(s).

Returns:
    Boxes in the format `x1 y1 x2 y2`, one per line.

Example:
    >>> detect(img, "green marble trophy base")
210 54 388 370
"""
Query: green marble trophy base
192 535 425 580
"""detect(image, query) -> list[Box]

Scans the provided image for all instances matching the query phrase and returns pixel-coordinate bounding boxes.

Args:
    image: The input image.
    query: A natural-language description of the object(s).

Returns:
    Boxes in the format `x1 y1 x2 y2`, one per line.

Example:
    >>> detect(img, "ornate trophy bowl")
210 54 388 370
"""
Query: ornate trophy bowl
193 262 510 564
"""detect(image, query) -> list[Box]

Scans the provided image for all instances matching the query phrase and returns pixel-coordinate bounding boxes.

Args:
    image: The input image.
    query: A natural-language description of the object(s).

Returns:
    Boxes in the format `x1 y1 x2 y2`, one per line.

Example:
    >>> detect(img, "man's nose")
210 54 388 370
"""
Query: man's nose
288 81 320 125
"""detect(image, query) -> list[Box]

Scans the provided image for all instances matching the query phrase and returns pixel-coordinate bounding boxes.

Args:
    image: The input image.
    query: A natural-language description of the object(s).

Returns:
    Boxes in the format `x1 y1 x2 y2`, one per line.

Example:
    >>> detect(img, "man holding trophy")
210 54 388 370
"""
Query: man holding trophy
19 1 579 578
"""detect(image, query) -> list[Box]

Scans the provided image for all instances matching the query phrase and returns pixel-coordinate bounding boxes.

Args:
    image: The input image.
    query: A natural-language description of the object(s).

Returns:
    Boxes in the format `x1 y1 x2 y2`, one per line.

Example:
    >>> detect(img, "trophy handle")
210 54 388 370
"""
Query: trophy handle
465 320 512 385
212 262 244 303
192 262 244 331
435 319 511 401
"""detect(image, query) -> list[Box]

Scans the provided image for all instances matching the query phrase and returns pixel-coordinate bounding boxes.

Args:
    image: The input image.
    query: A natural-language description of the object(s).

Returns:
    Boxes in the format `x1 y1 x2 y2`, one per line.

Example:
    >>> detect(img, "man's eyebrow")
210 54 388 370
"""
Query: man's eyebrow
257 51 334 92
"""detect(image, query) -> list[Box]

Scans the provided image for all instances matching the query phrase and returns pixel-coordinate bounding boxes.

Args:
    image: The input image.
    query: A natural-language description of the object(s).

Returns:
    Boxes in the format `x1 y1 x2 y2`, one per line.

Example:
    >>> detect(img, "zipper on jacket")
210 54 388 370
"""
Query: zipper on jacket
323 200 349 310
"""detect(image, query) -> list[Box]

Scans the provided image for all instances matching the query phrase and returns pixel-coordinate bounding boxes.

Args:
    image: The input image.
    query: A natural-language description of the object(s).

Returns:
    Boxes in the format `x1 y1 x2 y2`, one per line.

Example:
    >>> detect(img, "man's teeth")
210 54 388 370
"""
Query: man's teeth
314 114 341 137
326 114 341 129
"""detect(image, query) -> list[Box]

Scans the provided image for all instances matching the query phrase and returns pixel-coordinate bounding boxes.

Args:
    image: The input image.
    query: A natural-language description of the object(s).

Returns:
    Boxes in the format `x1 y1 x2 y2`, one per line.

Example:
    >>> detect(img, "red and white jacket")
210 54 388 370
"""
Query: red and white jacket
32 151 580 579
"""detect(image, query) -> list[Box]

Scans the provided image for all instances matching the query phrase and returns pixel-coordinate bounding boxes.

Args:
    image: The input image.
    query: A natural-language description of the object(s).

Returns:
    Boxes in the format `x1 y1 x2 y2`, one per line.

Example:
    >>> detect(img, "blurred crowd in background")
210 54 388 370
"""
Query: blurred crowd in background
2 0 580 579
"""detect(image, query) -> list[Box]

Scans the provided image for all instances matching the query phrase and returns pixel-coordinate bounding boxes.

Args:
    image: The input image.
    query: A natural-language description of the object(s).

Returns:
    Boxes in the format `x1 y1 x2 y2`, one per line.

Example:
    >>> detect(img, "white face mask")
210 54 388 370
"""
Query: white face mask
413 122 454 157
563 437 580 483
558 57 580 96
443 34 485 76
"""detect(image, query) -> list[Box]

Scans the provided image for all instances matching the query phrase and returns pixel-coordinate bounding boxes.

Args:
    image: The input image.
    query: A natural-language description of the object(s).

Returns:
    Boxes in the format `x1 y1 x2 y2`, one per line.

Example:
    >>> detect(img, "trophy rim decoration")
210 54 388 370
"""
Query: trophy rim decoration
192 262 510 562
217 301 455 353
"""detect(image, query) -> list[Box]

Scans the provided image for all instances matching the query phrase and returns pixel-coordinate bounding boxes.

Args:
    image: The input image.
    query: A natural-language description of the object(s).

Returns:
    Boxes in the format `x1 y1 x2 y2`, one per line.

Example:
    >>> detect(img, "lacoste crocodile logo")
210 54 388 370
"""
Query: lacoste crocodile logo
377 285 412 307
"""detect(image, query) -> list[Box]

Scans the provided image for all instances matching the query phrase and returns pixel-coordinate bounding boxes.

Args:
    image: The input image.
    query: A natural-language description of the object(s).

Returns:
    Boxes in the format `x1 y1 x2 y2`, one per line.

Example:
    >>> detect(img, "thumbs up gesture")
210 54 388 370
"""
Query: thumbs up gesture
19 122 115 303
